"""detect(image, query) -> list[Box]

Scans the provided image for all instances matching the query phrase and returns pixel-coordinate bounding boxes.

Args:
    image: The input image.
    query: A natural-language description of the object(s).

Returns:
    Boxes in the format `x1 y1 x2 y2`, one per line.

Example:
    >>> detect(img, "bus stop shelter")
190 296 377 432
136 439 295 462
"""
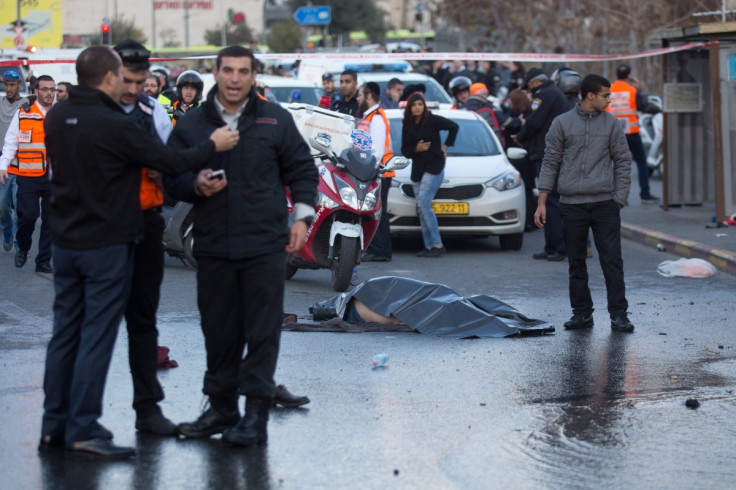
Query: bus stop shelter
661 22 736 221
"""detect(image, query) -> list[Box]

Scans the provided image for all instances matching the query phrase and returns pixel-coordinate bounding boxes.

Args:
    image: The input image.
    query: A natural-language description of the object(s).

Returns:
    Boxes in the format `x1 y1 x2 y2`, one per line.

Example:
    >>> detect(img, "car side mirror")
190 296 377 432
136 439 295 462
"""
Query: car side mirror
506 147 528 160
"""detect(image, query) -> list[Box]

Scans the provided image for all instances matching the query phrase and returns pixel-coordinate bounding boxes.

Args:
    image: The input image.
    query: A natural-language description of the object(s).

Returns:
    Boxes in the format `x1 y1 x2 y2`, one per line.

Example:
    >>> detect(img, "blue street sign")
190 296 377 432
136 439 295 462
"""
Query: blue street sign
293 6 331 26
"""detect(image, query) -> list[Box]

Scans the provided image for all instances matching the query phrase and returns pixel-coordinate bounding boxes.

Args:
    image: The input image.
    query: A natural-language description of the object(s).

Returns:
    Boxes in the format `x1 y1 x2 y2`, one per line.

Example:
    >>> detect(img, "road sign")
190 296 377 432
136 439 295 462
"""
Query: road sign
293 6 331 26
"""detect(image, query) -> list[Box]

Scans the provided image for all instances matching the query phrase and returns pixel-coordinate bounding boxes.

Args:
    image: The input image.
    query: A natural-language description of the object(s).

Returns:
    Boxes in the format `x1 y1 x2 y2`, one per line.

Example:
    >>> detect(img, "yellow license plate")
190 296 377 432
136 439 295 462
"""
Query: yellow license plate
431 202 469 215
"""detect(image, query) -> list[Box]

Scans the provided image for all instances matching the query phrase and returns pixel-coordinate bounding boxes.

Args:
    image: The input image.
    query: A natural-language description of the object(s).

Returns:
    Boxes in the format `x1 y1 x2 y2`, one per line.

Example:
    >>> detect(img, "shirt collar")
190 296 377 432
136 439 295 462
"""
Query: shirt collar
213 94 247 117
364 103 380 116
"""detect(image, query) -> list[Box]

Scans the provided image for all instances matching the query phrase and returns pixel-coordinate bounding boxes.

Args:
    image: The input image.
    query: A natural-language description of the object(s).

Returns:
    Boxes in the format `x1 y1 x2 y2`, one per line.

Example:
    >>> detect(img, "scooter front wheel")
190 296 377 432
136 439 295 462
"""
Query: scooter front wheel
182 223 198 269
286 262 298 280
331 236 358 292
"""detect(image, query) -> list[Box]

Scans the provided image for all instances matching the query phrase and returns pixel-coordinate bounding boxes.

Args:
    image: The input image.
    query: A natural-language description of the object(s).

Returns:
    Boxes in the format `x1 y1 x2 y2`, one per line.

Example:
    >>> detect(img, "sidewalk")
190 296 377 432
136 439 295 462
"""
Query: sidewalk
619 175 736 275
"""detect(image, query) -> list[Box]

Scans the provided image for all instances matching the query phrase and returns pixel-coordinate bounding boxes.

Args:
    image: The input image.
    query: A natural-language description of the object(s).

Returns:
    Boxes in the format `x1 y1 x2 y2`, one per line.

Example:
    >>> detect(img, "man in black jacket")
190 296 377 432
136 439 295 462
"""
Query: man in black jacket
330 69 359 116
166 45 318 448
516 67 569 262
40 46 238 459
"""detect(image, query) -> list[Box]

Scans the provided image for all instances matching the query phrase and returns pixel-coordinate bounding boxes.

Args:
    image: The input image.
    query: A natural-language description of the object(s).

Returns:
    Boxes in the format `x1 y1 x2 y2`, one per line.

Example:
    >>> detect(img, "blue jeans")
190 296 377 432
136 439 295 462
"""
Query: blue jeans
42 243 134 445
413 170 444 249
0 174 18 246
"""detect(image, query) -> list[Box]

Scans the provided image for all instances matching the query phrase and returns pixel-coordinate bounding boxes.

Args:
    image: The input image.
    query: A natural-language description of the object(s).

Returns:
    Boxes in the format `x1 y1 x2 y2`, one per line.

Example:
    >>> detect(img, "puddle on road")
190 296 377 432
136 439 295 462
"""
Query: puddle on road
443 351 736 488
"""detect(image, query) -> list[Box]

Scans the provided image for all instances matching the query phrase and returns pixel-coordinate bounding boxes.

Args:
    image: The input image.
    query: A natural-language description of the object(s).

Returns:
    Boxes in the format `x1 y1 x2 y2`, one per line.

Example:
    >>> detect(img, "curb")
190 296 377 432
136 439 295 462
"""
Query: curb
621 221 736 276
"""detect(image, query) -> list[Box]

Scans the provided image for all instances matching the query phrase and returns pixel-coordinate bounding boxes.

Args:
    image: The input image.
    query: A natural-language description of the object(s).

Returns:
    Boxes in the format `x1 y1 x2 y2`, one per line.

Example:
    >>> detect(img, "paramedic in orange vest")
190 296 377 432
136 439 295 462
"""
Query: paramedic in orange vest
357 81 395 262
113 40 179 436
0 75 55 272
607 64 658 203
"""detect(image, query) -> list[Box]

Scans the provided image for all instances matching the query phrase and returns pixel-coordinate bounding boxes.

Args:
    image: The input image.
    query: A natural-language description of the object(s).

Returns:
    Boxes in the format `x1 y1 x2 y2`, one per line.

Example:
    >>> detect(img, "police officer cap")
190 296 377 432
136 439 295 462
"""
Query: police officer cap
322 73 334 81
113 40 151 66
522 67 547 89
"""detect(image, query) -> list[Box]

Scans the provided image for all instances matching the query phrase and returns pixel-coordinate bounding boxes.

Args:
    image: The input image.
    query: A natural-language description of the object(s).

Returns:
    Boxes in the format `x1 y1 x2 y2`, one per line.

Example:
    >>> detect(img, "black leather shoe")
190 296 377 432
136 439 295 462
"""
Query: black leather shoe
35 263 54 273
14 249 27 268
362 253 390 262
136 413 179 436
222 398 270 447
611 313 635 332
178 407 239 438
532 251 549 260
272 384 310 408
546 253 567 262
564 313 594 330
67 438 135 459
92 422 114 441
38 434 65 452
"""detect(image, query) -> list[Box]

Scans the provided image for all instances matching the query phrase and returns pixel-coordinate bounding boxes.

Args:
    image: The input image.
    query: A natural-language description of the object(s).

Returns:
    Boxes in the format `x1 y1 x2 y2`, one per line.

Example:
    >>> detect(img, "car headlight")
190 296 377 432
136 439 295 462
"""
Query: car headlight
486 170 521 191
319 192 340 209
334 174 358 209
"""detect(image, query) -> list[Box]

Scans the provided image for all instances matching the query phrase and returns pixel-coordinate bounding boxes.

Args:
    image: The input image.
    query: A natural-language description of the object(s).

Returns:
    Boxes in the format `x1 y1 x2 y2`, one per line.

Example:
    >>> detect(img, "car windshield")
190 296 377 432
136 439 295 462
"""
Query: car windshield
368 78 452 104
388 117 501 157
269 86 324 105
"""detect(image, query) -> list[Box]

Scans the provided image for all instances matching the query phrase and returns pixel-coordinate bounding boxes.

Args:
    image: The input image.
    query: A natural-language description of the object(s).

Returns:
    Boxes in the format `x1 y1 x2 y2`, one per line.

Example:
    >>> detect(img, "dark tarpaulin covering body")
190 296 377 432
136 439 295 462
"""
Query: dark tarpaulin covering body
310 276 554 338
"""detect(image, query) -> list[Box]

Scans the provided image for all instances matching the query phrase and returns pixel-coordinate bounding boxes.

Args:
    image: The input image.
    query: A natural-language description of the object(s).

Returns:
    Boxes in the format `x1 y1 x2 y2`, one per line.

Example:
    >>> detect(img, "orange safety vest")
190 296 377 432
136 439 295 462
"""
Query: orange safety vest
362 107 395 177
8 102 47 177
140 169 164 210
607 80 639 135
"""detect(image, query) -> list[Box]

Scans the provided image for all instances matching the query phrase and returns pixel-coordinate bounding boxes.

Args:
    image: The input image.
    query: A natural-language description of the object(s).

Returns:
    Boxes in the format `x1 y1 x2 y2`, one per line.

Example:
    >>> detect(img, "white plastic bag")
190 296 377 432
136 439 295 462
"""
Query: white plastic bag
656 258 717 278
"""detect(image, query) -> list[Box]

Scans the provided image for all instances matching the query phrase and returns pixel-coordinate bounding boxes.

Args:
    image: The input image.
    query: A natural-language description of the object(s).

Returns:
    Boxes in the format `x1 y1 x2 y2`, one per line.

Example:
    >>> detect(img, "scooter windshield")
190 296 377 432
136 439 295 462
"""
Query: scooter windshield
337 147 378 182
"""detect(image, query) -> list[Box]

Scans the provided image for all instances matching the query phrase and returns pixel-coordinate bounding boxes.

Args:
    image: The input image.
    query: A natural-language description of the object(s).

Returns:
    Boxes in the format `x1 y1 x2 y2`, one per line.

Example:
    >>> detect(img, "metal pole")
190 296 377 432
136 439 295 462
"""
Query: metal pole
152 1 157 49
185 0 190 48
709 34 726 222
220 0 227 46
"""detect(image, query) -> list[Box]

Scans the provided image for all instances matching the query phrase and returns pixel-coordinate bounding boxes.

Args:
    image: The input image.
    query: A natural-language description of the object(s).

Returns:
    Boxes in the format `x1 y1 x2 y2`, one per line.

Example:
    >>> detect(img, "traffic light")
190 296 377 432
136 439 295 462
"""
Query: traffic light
101 18 111 45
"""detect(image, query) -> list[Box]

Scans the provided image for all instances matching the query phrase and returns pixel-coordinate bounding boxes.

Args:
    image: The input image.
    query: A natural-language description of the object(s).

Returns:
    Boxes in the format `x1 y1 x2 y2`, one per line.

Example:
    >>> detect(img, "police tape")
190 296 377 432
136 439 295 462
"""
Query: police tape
0 42 710 67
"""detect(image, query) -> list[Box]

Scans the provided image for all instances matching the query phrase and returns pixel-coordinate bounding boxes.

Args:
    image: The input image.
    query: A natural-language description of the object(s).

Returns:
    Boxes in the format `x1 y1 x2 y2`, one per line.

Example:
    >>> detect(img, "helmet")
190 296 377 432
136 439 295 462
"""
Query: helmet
176 70 204 103
448 76 472 96
552 69 581 95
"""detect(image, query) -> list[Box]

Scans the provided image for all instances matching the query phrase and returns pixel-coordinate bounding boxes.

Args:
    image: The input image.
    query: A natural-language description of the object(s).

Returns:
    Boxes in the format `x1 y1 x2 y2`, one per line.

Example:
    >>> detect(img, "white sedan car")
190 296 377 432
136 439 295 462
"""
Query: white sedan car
385 109 526 250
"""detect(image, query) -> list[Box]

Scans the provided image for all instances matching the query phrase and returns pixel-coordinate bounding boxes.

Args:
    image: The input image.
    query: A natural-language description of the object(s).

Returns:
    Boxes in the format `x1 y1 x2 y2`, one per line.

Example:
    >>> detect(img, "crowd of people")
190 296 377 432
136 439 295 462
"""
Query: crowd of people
324 60 640 331
0 45 646 460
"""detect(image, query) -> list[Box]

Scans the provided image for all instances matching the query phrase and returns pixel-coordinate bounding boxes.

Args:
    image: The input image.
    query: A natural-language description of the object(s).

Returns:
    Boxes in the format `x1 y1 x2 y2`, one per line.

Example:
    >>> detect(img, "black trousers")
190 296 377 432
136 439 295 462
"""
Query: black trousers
42 243 133 444
196 252 285 411
626 133 651 199
560 200 628 316
534 160 566 255
16 175 52 265
509 153 536 229
123 210 165 418
365 176 392 258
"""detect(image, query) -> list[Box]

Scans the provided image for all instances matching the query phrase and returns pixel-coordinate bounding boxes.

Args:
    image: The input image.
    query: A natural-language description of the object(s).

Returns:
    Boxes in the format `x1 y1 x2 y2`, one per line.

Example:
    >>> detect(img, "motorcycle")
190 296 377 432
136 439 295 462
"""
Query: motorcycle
286 133 410 292
639 93 664 177
162 200 196 268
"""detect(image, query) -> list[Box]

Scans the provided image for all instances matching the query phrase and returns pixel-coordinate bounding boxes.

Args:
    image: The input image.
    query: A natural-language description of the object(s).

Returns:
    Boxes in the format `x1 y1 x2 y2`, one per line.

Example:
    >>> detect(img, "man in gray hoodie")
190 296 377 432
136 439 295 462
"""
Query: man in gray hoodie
534 74 635 333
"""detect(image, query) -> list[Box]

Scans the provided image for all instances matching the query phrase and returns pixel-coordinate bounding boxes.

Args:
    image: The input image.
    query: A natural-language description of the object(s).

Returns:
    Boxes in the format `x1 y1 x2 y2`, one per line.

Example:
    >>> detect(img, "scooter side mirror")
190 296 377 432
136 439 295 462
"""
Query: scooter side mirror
381 156 411 174
309 136 336 160
506 147 528 161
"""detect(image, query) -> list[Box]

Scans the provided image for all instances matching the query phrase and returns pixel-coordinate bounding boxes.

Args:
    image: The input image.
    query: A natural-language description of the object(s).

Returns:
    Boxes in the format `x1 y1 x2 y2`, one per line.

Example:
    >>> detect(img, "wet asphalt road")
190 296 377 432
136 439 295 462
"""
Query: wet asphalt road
1 228 735 489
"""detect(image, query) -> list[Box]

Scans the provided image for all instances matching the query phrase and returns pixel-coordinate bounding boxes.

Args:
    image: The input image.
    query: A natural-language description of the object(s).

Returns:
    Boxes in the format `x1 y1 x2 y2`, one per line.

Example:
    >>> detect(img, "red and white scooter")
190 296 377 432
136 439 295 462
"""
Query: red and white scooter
286 130 409 292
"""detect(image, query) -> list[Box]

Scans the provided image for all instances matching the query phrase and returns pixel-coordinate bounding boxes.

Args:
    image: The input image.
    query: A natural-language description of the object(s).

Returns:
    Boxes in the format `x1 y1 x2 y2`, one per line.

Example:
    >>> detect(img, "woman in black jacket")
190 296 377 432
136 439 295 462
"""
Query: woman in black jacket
400 92 459 257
